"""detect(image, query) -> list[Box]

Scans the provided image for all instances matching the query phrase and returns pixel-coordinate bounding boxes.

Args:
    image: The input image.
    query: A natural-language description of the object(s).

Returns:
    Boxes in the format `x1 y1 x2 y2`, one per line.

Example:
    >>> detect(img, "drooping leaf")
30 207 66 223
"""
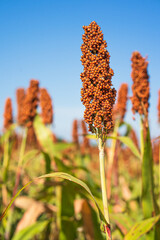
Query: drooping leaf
108 136 141 160
87 134 141 159
124 215 160 240
0 172 108 230
37 172 107 225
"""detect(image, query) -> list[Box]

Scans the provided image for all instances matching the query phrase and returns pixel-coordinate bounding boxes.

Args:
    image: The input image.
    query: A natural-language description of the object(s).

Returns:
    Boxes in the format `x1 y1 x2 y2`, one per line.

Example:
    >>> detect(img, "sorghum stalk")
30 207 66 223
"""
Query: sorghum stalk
99 138 110 224
80 21 116 239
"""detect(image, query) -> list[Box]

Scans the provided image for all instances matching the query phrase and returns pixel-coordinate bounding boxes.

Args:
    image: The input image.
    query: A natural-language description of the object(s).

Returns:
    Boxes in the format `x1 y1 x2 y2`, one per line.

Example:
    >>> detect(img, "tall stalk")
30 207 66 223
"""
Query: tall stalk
98 138 111 240
140 116 144 160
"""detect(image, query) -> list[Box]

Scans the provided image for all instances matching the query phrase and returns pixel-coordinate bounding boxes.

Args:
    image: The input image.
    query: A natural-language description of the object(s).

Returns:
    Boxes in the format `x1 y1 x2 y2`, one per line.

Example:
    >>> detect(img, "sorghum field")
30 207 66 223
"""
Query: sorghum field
0 21 160 240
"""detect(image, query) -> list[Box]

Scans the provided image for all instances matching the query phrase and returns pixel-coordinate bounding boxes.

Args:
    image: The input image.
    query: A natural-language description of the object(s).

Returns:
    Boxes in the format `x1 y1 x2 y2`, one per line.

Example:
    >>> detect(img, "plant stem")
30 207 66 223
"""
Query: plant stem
18 128 27 167
98 137 111 240
159 139 160 205
140 116 144 160
107 120 119 199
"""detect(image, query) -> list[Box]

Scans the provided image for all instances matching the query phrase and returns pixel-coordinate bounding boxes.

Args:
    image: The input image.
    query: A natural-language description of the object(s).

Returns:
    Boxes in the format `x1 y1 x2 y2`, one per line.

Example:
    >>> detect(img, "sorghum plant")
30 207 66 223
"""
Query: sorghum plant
40 88 53 124
3 98 13 130
130 52 160 238
80 21 116 239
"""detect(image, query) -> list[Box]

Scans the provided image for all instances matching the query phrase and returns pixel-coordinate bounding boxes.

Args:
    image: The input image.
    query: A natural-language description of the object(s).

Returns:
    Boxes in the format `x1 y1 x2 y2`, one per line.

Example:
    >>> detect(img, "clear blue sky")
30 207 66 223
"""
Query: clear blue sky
0 0 160 140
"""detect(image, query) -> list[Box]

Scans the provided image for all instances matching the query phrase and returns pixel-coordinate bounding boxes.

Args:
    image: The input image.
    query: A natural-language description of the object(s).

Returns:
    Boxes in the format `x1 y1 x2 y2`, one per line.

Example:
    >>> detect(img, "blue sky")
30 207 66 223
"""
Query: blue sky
0 0 160 140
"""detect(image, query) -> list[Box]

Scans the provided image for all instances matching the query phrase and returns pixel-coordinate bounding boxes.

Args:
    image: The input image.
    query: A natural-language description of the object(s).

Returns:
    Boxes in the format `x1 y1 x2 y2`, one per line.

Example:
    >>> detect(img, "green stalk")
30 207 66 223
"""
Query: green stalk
159 139 160 205
18 128 27 167
140 116 144 160
98 137 111 240
5 128 27 239
2 132 10 182
107 120 119 199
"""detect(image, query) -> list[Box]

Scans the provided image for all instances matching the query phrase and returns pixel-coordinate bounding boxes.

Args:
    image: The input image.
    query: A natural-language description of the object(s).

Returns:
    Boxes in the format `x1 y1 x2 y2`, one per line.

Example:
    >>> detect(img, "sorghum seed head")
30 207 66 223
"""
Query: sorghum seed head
130 51 150 116
16 88 26 126
72 119 79 144
113 83 128 122
40 88 53 124
22 79 39 125
3 98 13 129
80 21 116 136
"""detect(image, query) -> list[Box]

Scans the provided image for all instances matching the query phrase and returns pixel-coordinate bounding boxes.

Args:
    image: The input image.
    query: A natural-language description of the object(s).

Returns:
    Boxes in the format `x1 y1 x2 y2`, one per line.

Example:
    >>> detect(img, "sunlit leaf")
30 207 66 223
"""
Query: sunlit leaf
124 215 160 240
0 172 108 230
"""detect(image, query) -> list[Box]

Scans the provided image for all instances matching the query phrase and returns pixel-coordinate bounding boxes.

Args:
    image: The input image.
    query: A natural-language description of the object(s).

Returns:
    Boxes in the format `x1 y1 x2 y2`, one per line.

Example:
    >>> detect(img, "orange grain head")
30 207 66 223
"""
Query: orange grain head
3 98 13 129
16 88 26 126
40 88 53 124
113 83 128 122
80 21 116 136
72 119 79 145
21 79 39 125
130 51 150 116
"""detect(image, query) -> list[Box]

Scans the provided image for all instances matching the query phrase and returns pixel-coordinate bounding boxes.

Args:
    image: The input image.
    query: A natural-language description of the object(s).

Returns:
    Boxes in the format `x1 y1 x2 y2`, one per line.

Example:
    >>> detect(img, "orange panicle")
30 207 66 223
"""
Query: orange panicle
113 83 128 122
80 21 116 136
130 51 150 116
40 88 53 124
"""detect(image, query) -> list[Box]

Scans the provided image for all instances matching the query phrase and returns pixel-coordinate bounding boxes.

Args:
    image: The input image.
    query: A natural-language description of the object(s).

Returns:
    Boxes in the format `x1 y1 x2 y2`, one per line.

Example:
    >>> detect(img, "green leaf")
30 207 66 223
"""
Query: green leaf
142 128 160 239
87 134 141 159
0 172 108 229
110 213 134 235
59 183 77 240
12 220 49 240
124 215 160 240
37 172 107 225
33 115 72 158
108 136 141 160
142 128 158 218
22 150 39 167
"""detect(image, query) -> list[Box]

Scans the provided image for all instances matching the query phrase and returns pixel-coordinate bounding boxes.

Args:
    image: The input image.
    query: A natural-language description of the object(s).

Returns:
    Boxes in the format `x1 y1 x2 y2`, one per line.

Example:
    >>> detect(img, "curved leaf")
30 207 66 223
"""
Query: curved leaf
108 136 141 160
0 172 108 229
87 134 141 159
37 172 107 225
124 215 160 240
